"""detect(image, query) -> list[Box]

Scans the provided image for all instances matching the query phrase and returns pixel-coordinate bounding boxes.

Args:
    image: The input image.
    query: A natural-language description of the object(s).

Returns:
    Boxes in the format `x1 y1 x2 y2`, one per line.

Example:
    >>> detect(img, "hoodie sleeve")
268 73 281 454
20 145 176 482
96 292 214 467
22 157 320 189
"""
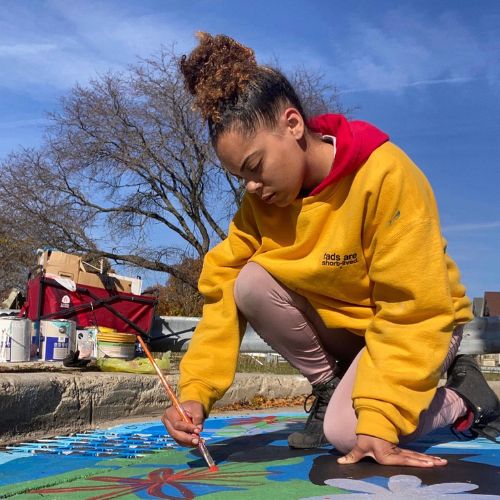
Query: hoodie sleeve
352 144 460 443
178 194 260 414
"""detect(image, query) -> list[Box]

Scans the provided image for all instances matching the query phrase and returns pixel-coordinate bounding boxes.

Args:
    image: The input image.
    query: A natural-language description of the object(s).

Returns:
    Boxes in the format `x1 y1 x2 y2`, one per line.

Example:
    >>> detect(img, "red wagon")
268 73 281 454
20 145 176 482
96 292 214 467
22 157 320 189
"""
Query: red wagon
21 275 157 338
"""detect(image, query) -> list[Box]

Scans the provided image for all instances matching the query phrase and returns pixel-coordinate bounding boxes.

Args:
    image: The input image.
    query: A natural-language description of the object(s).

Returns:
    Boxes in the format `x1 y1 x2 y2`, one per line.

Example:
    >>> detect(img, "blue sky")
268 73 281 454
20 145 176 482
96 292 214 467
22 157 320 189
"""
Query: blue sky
0 0 499 298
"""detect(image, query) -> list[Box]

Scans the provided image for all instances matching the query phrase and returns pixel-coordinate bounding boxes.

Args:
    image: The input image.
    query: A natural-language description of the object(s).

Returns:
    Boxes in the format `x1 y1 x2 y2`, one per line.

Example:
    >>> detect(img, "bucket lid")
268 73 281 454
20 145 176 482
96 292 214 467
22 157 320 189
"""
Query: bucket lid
98 326 118 333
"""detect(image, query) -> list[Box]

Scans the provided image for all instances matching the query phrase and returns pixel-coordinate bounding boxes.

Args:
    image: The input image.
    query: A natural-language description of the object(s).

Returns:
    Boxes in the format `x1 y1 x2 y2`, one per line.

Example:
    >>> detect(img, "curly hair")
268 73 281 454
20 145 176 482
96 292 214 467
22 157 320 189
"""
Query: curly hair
180 32 306 142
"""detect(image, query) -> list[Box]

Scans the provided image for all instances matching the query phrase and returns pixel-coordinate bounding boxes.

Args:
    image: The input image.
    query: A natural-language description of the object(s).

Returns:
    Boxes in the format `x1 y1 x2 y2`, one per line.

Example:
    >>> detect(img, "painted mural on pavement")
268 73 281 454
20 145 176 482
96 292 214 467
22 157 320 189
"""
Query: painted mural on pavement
0 412 498 499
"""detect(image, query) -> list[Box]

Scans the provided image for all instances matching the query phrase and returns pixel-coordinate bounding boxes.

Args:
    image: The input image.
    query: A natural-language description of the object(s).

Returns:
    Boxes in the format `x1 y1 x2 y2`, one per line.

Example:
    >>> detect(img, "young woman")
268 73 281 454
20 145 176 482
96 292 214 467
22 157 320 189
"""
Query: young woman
162 33 499 467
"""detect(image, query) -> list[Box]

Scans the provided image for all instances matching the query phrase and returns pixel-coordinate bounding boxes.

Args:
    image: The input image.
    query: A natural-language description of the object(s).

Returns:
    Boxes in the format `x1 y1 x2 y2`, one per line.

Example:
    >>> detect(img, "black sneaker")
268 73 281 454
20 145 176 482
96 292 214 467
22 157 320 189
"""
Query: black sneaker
445 354 500 441
288 377 339 449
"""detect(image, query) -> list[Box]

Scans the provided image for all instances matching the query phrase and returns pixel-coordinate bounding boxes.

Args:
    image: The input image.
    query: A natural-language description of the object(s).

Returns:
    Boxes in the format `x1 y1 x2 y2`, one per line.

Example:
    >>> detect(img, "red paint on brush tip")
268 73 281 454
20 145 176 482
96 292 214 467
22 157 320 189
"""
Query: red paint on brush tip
208 465 219 472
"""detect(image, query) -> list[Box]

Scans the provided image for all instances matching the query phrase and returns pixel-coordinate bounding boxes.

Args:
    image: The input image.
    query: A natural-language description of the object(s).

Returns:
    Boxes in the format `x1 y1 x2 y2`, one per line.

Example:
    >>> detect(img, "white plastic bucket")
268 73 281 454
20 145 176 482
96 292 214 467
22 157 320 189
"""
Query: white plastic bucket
40 319 76 361
0 318 32 362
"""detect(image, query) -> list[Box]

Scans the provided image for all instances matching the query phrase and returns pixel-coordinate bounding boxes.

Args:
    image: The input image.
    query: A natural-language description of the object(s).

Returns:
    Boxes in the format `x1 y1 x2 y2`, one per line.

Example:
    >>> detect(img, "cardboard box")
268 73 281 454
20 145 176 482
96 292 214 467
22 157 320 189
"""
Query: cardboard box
77 271 133 293
108 273 142 295
39 250 82 281
38 250 137 294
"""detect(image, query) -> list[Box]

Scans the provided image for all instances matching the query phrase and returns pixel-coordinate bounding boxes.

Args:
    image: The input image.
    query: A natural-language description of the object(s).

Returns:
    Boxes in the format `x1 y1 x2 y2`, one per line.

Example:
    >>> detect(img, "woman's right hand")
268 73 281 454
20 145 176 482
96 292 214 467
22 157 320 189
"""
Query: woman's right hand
161 400 206 447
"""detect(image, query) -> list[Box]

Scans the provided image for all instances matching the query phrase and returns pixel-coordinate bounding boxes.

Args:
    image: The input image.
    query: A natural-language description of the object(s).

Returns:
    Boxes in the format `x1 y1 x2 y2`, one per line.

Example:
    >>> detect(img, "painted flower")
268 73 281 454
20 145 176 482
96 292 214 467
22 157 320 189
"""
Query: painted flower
301 474 500 499
30 464 273 499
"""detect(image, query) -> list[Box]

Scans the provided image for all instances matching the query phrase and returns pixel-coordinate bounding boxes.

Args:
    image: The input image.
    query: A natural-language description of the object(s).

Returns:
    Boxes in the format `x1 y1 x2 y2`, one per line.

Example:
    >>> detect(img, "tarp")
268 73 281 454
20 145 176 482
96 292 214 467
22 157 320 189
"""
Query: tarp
21 276 156 336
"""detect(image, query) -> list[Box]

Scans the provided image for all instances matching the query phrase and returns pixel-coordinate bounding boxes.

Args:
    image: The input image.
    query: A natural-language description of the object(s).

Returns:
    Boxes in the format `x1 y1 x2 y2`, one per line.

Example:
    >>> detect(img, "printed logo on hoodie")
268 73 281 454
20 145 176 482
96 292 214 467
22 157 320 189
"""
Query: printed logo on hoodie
322 252 358 268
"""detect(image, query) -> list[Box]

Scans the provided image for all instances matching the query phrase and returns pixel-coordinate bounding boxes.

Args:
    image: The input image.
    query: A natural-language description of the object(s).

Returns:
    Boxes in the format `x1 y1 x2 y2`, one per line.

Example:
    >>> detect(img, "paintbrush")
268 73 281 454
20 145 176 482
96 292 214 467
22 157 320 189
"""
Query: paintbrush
135 335 218 471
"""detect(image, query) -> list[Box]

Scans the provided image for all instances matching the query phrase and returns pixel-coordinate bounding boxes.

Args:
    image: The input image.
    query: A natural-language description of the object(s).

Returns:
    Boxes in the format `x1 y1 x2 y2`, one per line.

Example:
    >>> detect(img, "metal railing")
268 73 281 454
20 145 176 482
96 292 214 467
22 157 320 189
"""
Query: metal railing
481 366 500 374
149 315 500 356
3 308 499 358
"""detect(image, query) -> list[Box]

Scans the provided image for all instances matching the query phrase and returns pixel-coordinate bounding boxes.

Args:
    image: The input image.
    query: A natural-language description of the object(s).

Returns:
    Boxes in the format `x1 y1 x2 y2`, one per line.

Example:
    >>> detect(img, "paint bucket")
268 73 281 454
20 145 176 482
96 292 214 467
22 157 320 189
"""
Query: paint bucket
76 327 98 359
96 331 136 360
0 318 32 362
40 319 76 361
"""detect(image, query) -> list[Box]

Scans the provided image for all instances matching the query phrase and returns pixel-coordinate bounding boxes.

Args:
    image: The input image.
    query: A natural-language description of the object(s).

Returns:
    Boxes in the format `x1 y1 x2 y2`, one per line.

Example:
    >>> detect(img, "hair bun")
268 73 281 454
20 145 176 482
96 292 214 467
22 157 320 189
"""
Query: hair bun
180 32 258 123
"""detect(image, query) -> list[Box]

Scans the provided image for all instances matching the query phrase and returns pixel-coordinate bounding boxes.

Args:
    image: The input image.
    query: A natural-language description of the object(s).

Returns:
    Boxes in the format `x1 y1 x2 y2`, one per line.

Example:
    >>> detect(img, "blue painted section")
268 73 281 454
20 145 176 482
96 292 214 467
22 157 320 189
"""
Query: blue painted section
5 429 173 459
0 455 121 485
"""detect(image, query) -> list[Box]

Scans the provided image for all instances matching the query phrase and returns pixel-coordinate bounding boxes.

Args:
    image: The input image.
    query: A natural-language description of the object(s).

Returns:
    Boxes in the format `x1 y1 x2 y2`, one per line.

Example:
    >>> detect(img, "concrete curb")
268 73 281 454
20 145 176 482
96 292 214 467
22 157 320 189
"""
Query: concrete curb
0 371 311 446
1 369 498 447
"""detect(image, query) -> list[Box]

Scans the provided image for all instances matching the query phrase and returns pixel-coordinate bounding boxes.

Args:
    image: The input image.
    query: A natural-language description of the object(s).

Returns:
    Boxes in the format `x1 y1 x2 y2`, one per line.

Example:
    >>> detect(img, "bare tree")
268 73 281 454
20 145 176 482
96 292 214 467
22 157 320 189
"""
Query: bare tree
289 65 352 118
0 47 346 292
0 152 83 296
0 218 35 298
155 257 203 316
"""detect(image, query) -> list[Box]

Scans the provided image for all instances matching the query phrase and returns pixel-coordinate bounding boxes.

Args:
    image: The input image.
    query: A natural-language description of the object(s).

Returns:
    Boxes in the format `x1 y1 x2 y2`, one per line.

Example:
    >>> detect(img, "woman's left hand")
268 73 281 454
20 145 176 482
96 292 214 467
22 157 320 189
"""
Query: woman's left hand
338 434 447 467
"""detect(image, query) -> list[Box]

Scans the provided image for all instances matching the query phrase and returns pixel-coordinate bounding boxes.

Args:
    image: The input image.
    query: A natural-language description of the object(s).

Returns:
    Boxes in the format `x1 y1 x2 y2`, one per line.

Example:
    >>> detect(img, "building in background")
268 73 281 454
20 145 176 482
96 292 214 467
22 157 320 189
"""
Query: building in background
474 292 500 368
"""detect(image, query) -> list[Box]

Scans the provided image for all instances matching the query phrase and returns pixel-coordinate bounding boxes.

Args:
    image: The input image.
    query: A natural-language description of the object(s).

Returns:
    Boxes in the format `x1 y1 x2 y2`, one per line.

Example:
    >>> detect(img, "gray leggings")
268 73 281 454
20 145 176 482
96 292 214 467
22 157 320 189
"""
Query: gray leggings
234 262 467 453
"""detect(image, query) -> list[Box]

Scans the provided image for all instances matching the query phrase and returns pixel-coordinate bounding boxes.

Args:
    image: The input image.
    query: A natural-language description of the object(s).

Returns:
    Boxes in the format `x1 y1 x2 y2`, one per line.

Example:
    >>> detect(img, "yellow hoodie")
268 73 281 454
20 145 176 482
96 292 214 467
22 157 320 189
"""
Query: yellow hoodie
179 141 472 443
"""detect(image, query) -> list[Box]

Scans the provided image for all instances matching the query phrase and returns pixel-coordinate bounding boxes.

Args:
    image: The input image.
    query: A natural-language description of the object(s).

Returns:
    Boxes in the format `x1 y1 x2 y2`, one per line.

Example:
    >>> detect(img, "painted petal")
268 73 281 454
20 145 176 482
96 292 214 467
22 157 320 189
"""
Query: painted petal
325 478 389 494
301 496 375 500
417 496 500 500
423 482 479 493
388 474 422 492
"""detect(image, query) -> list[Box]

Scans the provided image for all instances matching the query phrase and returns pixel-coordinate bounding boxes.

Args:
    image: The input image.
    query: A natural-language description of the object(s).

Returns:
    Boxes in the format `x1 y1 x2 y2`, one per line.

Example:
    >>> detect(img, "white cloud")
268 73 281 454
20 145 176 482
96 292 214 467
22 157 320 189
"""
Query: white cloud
442 221 500 232
331 6 500 93
241 5 499 96
0 118 50 130
0 43 57 57
338 77 479 95
0 0 195 92
2 1 497 98
47 0 194 57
